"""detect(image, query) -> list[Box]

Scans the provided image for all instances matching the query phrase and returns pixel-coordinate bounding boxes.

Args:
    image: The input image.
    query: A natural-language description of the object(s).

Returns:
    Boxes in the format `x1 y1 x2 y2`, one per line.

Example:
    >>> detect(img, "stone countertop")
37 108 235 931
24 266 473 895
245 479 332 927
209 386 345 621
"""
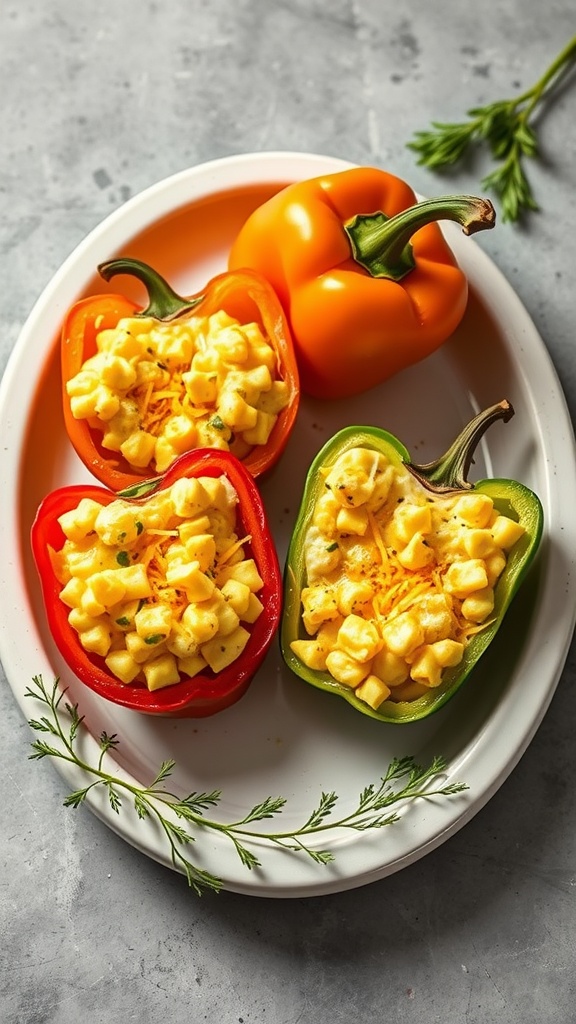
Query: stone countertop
1 3 576 1022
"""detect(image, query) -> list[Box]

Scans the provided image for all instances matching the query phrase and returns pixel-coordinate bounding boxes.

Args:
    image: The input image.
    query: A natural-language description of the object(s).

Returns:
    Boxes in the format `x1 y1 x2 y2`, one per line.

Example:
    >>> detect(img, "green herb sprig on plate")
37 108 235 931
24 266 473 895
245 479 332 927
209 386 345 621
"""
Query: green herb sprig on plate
26 675 467 894
408 36 576 223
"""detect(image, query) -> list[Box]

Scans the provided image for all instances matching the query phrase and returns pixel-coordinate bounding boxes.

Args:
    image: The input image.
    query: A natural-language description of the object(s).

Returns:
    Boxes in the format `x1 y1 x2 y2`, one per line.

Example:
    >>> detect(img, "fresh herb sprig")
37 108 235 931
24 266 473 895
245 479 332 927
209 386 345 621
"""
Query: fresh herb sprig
26 674 468 895
408 36 576 222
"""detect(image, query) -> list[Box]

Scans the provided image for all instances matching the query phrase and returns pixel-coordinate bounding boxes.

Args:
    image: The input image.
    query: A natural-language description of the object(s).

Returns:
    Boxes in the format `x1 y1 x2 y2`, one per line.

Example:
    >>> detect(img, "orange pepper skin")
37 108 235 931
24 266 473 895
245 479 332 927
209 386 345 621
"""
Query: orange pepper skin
61 269 300 490
229 167 473 400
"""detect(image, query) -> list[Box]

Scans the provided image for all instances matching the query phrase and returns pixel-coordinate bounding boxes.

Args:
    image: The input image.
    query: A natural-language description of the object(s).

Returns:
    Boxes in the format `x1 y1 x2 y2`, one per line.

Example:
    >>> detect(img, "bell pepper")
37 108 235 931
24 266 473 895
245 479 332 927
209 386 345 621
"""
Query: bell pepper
31 448 282 718
280 401 543 723
61 258 300 490
229 166 495 399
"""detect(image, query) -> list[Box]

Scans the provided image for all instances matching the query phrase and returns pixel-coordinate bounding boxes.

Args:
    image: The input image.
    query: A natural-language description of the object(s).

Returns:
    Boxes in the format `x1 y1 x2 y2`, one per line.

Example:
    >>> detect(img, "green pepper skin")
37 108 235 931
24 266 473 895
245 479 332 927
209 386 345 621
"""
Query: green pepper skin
280 411 544 724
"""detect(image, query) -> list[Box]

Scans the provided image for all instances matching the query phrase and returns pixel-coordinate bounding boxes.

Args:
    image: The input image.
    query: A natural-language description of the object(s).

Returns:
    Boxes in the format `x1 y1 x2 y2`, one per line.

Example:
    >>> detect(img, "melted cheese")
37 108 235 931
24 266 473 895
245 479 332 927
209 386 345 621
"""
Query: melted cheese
294 446 525 709
66 311 290 473
55 476 263 691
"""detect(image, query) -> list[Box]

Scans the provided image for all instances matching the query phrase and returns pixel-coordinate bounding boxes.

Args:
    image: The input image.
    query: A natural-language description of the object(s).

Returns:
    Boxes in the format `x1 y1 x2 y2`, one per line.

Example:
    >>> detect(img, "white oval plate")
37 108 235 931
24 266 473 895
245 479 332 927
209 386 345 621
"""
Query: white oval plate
2 152 576 898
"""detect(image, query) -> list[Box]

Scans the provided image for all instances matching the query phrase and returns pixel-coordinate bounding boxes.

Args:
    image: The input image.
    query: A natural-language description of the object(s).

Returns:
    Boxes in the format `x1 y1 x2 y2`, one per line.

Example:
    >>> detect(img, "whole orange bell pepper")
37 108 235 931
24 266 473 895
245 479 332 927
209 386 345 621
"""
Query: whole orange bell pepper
229 167 495 400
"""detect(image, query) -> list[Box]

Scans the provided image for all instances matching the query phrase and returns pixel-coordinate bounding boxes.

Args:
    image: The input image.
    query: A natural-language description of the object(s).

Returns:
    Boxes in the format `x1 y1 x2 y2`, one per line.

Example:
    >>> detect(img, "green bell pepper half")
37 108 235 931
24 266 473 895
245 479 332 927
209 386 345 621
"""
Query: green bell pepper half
280 400 544 723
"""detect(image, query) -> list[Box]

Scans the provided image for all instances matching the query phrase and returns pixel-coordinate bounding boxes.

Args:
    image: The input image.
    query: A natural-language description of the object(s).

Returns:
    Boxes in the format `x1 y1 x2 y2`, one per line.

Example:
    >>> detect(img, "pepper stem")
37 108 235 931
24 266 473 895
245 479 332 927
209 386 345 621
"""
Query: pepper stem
406 400 514 493
98 257 204 320
117 476 162 499
344 195 496 280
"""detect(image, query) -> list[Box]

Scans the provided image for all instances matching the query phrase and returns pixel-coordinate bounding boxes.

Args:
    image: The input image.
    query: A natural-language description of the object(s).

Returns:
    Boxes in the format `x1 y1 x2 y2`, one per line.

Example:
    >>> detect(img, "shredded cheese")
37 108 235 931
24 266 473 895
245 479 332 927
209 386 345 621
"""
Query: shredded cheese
55 475 265 691
295 445 526 709
67 310 291 474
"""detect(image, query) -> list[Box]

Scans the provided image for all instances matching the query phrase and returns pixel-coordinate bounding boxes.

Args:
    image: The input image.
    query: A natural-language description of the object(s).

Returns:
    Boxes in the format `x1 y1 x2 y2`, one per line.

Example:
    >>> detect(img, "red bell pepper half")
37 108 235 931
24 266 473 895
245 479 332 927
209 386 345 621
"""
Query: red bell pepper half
31 449 282 717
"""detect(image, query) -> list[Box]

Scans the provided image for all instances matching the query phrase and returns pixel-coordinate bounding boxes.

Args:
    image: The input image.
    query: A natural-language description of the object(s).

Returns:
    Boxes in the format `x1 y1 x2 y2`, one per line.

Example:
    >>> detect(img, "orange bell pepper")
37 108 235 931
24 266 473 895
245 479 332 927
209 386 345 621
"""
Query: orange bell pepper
229 167 495 400
61 259 300 490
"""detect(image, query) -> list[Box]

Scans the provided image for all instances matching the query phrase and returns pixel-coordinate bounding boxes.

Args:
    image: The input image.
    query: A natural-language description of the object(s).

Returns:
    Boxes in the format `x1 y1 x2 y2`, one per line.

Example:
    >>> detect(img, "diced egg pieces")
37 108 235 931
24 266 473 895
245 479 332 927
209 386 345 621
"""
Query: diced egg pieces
66 309 290 473
53 475 264 691
291 446 526 710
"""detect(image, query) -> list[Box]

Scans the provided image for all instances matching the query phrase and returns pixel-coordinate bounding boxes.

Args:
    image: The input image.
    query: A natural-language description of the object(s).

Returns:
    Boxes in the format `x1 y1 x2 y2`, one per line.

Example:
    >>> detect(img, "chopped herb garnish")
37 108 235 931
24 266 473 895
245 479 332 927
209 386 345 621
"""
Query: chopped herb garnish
116 551 130 567
26 675 468 896
407 36 576 222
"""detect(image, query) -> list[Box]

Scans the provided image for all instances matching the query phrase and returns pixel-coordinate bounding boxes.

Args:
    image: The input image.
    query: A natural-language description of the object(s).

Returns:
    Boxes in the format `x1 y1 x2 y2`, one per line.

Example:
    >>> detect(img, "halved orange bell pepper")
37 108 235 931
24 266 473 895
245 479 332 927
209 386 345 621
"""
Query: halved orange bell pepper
229 166 495 400
61 259 300 490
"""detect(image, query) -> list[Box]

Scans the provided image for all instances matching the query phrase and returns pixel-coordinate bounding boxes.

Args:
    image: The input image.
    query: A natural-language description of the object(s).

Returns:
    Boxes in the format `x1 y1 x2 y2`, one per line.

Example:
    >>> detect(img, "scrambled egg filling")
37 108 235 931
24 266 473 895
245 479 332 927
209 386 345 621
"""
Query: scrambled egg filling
66 309 290 473
51 475 264 691
291 446 526 710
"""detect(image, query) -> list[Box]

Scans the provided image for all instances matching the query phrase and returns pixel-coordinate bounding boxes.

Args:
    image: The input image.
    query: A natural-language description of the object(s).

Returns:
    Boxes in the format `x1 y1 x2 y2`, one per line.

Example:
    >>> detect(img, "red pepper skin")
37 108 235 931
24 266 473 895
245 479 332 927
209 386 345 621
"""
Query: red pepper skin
31 449 282 717
229 168 489 400
61 269 300 490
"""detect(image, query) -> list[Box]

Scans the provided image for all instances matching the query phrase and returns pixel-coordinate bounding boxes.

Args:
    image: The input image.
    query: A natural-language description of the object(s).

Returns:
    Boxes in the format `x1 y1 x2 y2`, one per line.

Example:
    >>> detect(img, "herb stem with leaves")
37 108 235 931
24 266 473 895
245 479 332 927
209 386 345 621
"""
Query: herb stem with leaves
26 674 468 895
408 35 576 222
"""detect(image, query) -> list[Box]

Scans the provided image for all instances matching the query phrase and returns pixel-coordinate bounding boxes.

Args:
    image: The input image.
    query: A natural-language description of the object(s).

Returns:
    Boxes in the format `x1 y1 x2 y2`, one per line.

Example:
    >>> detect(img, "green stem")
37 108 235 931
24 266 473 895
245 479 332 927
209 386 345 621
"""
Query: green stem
407 399 514 492
117 476 163 500
517 34 576 121
98 257 204 321
344 195 495 281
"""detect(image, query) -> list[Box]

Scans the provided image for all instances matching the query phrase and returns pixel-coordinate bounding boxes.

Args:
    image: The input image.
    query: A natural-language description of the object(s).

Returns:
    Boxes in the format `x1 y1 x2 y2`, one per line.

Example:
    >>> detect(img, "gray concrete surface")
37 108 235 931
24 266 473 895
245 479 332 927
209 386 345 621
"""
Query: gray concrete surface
2 2 576 1022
